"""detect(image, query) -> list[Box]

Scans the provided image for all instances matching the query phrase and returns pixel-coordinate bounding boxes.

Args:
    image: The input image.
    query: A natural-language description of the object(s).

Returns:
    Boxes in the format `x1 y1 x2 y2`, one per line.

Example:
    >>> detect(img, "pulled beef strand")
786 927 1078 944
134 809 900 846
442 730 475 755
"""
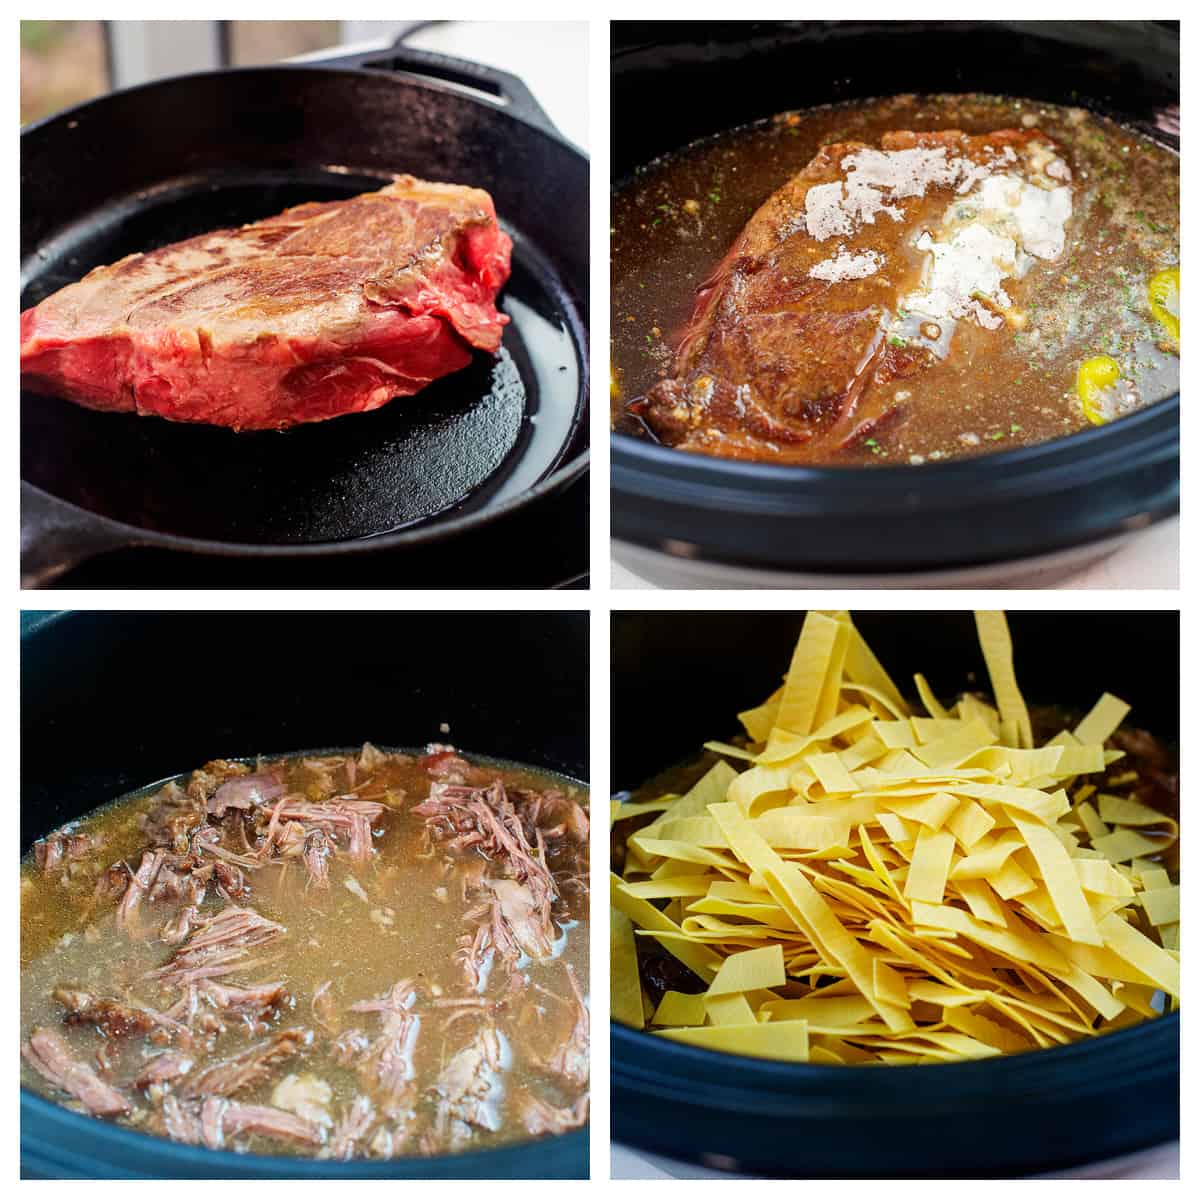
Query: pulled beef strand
302 830 333 889
264 798 384 840
198 1098 325 1150
209 774 286 818
458 877 558 986
416 780 561 986
135 1051 195 1089
34 831 102 874
414 781 557 903
116 849 168 936
151 906 286 987
312 980 338 1033
348 981 420 1121
488 877 557 960
182 1029 310 1099
197 980 290 1028
517 1091 589 1135
325 1094 377 1161
517 788 590 843
22 1027 131 1117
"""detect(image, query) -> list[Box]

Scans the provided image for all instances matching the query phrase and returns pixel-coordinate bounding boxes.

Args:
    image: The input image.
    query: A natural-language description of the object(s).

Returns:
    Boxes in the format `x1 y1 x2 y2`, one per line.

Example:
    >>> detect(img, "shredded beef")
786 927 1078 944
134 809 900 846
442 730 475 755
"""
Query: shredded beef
23 1027 130 1116
182 1029 310 1098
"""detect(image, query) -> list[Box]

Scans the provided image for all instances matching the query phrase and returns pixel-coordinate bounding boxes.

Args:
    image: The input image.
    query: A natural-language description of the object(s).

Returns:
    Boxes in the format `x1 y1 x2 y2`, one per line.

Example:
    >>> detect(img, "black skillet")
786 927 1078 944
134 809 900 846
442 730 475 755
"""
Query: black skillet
610 21 1178 577
21 35 589 588
21 610 589 1178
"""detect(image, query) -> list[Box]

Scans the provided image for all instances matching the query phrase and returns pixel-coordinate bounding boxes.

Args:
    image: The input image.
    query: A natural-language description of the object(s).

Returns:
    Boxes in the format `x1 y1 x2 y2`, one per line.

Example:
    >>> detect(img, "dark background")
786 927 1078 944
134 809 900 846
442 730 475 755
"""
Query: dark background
612 610 1179 789
22 610 589 850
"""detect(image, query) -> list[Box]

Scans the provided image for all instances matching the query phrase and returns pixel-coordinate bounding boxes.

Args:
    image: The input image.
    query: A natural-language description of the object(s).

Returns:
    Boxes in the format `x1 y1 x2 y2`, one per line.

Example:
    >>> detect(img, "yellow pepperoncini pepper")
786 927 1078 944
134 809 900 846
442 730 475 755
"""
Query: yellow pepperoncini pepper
1076 356 1123 426
1148 267 1180 342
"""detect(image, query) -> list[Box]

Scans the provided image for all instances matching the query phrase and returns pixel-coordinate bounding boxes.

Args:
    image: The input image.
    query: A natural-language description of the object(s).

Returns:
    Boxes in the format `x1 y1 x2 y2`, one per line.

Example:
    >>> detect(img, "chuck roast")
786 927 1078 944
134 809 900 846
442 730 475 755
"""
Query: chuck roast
20 176 512 430
635 130 1073 460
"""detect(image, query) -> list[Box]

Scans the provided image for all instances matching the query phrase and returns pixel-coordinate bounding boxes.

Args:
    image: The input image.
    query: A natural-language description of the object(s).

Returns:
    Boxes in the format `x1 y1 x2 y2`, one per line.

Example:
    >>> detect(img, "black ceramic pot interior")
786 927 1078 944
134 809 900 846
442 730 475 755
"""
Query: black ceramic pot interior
21 62 589 549
610 21 1180 573
613 611 1179 786
612 20 1179 177
21 610 588 1179
610 610 1180 1177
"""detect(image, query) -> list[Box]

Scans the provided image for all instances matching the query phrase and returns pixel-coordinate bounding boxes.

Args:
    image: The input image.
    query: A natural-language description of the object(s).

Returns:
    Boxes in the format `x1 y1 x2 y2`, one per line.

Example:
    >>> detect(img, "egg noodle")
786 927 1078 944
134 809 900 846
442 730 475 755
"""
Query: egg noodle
611 611 1179 1064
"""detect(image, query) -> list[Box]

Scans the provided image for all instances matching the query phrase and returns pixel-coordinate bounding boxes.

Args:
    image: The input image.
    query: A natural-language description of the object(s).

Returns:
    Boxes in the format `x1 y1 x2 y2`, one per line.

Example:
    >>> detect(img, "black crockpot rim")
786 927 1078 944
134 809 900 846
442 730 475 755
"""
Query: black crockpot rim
20 1089 587 1178
612 1008 1179 1104
611 396 1178 517
20 61 590 559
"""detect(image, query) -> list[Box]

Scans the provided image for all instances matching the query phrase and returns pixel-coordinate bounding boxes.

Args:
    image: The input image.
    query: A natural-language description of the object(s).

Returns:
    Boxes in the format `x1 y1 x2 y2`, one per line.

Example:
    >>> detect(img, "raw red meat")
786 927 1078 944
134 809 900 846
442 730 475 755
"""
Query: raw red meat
19 175 513 430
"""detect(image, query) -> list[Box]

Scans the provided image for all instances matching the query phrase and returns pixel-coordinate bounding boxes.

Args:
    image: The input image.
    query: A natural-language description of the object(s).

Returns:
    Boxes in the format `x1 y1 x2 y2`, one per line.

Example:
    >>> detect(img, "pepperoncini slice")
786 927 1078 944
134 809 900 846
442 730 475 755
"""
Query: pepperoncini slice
1148 267 1180 342
1076 356 1123 426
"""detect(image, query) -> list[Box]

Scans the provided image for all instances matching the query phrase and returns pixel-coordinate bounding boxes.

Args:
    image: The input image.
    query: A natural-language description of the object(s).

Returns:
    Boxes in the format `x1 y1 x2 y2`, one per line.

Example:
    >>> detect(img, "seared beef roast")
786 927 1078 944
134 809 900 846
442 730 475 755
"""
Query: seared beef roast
20 176 512 430
636 130 1073 460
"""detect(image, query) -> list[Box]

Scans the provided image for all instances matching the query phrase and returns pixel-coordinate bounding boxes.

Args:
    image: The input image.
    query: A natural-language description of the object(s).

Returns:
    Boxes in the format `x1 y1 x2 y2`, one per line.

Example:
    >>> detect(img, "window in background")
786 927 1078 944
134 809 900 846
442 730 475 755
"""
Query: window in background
20 21 109 125
227 21 341 65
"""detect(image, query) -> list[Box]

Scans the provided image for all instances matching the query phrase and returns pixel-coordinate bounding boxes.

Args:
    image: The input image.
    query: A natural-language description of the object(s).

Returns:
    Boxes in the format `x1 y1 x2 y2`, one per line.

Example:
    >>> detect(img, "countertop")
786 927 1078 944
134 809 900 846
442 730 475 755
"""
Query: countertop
611 1141 1180 1180
612 516 1179 590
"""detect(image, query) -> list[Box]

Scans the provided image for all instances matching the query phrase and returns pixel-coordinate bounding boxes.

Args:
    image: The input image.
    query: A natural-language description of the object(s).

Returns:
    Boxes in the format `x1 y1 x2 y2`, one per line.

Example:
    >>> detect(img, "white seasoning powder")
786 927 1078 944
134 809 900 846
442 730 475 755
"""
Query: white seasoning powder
808 248 883 282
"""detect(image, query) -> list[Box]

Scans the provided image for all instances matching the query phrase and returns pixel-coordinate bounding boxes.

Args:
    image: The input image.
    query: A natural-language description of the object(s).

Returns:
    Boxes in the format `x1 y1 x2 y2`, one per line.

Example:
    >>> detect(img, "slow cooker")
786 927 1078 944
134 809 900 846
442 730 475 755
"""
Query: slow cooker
610 21 1179 587
611 610 1179 1176
22 610 589 1178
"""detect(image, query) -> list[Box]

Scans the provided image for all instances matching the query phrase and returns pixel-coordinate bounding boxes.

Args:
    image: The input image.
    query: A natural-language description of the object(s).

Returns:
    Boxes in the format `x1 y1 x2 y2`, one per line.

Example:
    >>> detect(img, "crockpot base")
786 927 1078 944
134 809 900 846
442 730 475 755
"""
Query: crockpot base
612 529 1146 589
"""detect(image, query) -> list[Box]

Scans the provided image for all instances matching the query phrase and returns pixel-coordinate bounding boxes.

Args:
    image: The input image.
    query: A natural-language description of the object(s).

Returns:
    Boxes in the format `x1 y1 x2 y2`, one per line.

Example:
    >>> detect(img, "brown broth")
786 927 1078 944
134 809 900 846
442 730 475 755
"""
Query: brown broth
611 93 1180 464
21 748 589 1159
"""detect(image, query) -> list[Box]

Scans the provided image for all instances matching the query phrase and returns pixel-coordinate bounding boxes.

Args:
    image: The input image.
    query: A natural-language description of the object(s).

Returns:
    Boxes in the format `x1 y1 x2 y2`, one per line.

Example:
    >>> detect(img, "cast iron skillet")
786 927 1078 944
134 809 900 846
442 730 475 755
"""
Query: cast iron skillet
21 610 588 1179
611 611 1179 1177
21 37 589 588
611 21 1179 575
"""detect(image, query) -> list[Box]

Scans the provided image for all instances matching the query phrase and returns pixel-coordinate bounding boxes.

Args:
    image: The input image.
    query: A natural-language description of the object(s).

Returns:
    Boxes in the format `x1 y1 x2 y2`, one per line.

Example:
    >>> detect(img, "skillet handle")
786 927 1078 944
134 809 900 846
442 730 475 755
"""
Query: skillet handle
21 484 135 589
347 37 565 142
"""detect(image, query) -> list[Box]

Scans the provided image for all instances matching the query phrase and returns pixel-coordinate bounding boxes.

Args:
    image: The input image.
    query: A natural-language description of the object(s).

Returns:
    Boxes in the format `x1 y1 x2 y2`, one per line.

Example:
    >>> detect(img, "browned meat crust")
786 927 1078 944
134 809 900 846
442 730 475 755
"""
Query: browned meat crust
635 129 1069 461
52 987 159 1039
